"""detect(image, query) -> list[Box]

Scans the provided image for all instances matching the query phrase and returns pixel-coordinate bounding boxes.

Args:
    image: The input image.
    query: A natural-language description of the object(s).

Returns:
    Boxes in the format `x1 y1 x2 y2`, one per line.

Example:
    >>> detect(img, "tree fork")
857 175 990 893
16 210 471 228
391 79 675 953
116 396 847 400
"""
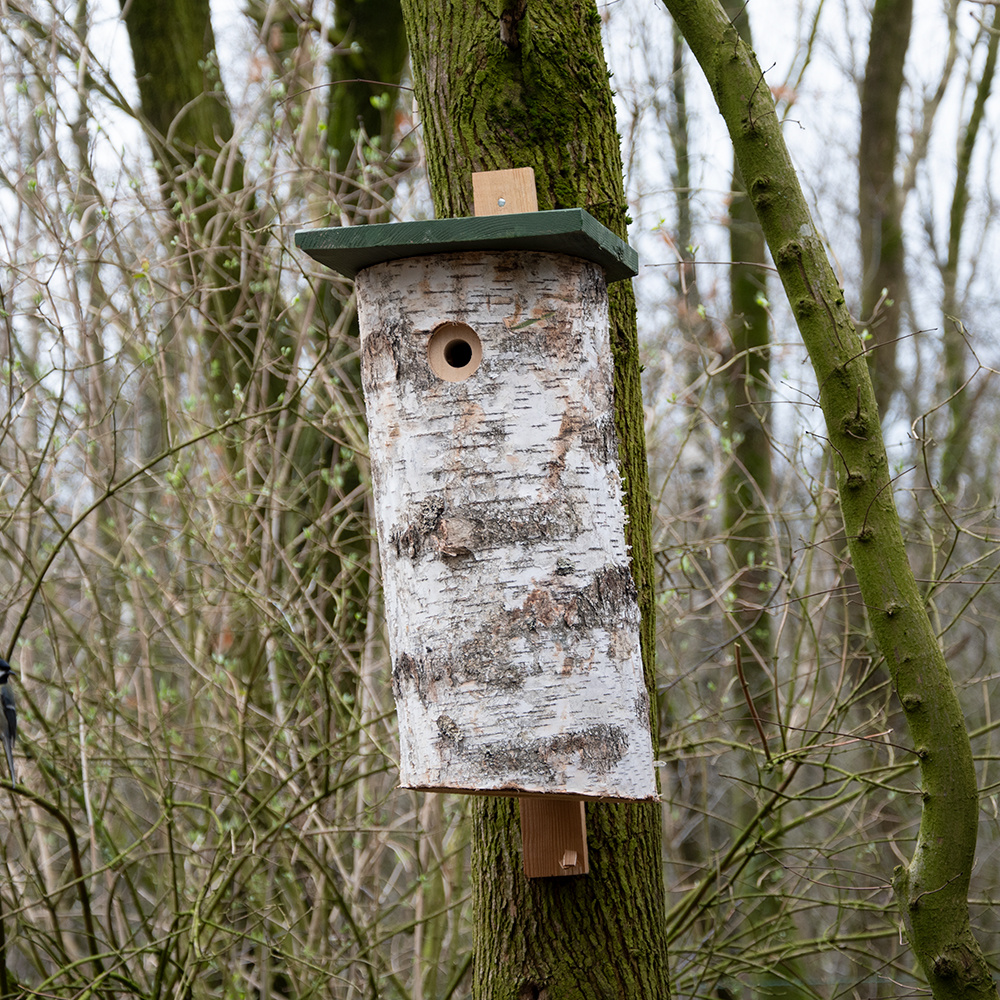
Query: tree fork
661 2 996 998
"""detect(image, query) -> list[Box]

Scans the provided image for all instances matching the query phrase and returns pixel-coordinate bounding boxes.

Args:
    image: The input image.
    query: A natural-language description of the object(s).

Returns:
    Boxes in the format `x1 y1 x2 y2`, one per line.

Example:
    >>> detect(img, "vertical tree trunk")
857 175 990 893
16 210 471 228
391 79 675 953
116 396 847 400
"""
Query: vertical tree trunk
119 0 278 420
399 3 670 998
845 0 915 701
326 0 409 182
121 0 409 647
720 0 772 680
661 23 716 931
858 0 912 417
669 24 702 352
661 2 997 998
939 8 999 488
715 7 803 996
724 158 771 653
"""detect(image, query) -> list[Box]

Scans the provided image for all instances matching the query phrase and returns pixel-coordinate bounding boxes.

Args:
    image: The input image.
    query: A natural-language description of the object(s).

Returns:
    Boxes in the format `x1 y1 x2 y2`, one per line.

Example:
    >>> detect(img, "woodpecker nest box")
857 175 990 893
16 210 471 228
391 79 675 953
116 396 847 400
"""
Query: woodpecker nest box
297 170 656 872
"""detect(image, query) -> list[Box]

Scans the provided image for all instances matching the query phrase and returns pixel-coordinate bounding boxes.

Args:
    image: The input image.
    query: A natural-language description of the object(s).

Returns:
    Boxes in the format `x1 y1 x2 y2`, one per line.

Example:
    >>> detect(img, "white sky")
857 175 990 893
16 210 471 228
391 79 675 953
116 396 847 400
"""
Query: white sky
10 0 999 473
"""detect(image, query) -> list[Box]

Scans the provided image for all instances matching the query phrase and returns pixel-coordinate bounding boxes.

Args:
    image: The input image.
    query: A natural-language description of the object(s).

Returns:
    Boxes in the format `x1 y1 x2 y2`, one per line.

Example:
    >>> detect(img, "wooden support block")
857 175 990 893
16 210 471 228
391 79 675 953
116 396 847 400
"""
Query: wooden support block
472 167 539 216
473 167 590 879
519 798 589 877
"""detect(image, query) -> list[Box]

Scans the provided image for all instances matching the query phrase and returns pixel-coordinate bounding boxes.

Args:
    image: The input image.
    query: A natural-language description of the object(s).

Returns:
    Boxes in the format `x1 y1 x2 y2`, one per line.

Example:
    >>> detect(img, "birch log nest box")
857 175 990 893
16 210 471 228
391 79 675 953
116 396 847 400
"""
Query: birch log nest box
296 171 656 816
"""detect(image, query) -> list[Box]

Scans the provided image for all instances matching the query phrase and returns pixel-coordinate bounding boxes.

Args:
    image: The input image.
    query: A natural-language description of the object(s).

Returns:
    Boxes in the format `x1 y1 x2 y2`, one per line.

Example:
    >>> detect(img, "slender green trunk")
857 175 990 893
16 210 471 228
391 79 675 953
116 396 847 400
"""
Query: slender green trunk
939 8 999 488
400 3 670 997
661 3 996 997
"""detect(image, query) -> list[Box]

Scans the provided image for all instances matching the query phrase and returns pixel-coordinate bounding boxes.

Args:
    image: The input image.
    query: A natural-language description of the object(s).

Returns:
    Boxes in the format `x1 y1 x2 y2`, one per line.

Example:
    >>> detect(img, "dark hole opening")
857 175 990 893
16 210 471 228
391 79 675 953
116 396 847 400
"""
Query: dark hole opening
444 338 473 369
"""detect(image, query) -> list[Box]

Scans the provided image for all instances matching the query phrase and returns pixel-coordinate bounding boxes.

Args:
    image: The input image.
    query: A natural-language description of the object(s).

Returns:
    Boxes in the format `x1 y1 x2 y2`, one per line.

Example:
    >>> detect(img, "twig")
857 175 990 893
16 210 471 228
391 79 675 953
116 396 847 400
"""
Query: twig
735 643 772 764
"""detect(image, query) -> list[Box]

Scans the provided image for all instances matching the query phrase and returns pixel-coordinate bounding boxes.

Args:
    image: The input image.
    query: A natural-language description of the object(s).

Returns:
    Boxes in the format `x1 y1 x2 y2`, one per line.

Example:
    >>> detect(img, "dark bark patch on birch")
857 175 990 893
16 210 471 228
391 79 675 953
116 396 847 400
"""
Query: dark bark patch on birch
477 723 630 783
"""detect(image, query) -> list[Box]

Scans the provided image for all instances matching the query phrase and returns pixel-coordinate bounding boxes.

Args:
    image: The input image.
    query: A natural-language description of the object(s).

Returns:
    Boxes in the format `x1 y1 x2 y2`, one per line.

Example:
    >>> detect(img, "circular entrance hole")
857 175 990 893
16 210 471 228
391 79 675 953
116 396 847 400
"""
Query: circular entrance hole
444 338 473 369
427 322 482 382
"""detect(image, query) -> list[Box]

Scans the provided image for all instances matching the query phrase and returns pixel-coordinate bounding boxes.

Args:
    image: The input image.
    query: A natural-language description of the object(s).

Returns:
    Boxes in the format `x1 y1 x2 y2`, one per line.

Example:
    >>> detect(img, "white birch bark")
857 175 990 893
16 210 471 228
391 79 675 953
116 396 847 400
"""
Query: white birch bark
357 250 656 800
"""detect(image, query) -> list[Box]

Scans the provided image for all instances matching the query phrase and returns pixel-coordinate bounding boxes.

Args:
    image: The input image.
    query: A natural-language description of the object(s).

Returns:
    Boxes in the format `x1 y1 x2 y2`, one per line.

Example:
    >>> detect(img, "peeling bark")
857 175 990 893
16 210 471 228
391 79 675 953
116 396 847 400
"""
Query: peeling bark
359 251 654 799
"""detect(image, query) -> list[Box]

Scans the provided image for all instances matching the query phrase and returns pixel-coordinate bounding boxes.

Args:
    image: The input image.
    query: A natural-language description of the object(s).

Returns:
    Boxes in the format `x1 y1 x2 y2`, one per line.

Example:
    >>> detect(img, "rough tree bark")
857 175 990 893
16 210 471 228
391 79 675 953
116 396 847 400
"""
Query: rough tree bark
661 2 997 998
399 2 671 998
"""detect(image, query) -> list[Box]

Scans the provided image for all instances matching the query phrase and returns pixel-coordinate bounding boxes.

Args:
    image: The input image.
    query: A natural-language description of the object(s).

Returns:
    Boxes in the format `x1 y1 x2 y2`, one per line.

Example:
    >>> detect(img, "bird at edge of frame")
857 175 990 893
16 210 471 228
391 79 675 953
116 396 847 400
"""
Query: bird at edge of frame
0 657 16 784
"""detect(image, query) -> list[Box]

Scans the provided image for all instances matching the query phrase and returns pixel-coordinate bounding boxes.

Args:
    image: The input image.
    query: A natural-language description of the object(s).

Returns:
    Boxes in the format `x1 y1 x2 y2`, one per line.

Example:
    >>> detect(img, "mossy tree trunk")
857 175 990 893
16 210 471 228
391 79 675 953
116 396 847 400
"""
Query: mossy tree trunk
853 0 913 695
661 3 997 998
121 0 408 642
399 3 671 998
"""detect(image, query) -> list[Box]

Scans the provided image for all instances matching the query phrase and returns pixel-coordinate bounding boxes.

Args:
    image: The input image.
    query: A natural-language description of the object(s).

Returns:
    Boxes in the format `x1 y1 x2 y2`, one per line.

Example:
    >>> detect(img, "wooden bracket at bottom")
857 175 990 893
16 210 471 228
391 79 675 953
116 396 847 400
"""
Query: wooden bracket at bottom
519 797 589 878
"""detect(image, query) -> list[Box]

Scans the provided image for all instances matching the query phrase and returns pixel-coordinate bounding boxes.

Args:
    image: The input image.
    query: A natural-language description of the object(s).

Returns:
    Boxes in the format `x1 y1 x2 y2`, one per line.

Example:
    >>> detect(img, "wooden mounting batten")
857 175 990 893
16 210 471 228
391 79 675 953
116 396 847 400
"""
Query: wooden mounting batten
519 798 589 878
473 166 590 879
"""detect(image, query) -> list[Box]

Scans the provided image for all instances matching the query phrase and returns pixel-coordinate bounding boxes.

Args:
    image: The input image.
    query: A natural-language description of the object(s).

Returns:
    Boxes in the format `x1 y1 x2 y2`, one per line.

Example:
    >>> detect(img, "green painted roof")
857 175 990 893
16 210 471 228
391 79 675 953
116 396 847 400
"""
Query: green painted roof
294 208 638 283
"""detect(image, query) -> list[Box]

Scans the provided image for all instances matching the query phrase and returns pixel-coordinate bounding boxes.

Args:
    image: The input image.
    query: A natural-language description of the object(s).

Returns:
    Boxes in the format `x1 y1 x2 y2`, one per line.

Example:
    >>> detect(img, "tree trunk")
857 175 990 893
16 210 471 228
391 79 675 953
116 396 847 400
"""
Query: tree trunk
858 0 912 417
661 2 997 998
121 0 409 649
939 7 999 488
326 0 409 182
720 0 772 684
119 0 260 416
715 8 805 996
399 3 670 997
